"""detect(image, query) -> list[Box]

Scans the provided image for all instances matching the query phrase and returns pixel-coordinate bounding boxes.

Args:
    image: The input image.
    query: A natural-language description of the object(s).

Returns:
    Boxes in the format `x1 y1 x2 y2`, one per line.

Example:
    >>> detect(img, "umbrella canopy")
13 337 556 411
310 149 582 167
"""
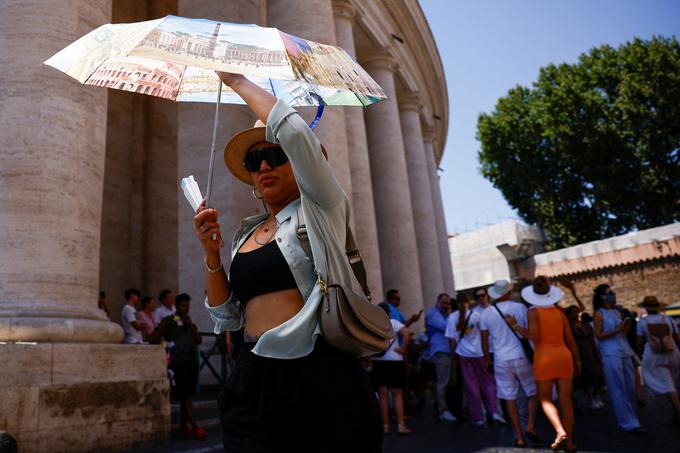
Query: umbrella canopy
44 15 386 107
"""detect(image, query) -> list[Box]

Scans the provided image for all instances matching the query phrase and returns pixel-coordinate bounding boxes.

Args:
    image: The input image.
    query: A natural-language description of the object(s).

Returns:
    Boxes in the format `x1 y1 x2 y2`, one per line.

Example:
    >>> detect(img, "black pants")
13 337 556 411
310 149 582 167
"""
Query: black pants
219 338 383 453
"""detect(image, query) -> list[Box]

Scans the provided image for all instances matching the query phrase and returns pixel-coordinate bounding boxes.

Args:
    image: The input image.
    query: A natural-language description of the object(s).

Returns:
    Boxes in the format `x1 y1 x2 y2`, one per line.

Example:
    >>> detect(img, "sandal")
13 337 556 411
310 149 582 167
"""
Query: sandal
565 444 578 453
397 424 412 435
551 434 568 451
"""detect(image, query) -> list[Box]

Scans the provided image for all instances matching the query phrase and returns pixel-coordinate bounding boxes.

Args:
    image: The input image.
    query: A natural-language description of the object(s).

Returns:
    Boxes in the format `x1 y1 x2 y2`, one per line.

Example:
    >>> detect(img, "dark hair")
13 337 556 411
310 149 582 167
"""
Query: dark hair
386 289 399 301
175 293 191 306
565 305 580 317
158 289 172 303
0 431 18 453
474 288 487 298
99 290 106 299
456 293 470 332
436 293 450 302
581 312 593 323
124 288 140 301
141 296 153 310
378 302 391 316
592 284 610 313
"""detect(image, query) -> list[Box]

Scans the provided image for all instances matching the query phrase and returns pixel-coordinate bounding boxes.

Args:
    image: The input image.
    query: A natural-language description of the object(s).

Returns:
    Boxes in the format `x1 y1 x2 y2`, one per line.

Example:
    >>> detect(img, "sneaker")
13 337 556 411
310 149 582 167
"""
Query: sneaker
492 412 507 424
595 399 605 409
473 420 485 427
439 410 457 422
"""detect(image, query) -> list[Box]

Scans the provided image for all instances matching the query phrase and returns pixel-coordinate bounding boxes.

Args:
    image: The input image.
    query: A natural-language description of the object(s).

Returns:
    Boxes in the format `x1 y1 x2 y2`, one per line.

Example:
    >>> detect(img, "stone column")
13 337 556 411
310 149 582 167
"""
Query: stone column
267 0 354 201
0 2 170 451
332 0 384 299
0 0 122 343
424 128 455 294
177 0 267 331
399 93 444 309
363 50 424 321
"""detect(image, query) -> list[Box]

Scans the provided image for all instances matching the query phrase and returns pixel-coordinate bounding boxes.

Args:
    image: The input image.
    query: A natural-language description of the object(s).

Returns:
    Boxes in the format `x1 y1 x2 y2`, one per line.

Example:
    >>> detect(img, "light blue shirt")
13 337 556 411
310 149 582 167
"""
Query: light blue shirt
388 304 405 323
598 308 633 358
204 99 354 359
424 306 451 359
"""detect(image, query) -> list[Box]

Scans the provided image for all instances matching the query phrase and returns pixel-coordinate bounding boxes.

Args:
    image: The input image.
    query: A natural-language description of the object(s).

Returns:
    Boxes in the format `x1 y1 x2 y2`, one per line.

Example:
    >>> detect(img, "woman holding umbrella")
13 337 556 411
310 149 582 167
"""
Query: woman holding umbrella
194 71 382 452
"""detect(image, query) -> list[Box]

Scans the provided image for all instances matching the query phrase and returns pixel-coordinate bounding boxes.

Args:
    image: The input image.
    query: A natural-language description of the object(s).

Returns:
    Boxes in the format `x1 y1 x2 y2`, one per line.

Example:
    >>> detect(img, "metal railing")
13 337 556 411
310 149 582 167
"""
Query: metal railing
198 332 229 386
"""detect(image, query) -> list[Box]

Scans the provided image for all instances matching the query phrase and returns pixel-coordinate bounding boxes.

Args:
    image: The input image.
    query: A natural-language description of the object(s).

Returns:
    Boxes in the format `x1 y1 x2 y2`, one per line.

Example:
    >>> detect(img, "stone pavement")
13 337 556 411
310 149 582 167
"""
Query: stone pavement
123 390 680 453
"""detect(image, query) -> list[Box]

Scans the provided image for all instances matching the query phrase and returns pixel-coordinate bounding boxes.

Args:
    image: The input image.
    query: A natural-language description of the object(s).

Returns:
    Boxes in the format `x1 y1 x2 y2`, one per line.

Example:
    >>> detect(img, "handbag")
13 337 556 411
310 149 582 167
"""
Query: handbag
297 206 393 357
493 304 534 364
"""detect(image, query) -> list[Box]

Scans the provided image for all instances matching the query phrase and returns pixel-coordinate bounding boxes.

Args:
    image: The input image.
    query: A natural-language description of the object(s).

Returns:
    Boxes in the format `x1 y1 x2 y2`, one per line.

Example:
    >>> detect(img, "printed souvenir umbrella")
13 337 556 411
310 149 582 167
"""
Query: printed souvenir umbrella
44 15 386 205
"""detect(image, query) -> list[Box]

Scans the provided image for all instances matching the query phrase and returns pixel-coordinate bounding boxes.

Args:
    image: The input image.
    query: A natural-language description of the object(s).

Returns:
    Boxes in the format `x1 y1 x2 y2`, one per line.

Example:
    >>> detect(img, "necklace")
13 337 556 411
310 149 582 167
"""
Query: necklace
254 217 279 245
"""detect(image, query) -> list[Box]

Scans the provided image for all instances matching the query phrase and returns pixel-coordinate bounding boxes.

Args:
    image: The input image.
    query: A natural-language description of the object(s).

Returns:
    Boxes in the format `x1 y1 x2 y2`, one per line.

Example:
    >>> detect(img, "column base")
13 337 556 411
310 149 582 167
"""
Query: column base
0 343 170 452
0 316 123 343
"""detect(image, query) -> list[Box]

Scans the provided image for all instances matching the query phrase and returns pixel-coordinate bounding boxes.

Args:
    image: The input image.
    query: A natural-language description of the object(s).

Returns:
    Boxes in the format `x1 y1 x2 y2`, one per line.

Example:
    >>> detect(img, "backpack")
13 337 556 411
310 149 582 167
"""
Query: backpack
647 317 676 353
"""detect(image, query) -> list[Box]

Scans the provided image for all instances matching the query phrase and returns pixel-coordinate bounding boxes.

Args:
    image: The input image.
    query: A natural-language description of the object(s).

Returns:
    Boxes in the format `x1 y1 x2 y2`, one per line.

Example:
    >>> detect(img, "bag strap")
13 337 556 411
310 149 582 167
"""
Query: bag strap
296 204 372 301
492 303 525 343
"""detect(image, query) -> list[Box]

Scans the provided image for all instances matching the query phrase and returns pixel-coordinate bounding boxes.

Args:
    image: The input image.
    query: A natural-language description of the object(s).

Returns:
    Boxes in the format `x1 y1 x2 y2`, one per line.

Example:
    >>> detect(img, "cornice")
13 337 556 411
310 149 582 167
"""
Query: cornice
347 0 448 163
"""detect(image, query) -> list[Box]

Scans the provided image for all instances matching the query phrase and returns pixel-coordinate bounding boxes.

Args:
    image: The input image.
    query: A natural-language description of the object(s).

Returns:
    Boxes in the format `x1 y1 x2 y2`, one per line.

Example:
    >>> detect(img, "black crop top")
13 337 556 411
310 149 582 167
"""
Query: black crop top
229 240 298 305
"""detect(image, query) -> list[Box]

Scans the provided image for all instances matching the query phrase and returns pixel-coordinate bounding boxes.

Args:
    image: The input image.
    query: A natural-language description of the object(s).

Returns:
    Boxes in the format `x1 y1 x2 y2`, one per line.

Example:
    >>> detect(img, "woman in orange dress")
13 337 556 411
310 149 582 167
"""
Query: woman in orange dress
509 276 581 452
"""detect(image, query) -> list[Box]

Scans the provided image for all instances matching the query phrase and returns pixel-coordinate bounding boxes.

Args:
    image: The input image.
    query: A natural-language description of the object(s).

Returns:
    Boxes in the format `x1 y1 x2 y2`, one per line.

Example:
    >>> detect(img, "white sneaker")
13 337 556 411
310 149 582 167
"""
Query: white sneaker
473 420 485 427
492 412 507 424
439 410 457 422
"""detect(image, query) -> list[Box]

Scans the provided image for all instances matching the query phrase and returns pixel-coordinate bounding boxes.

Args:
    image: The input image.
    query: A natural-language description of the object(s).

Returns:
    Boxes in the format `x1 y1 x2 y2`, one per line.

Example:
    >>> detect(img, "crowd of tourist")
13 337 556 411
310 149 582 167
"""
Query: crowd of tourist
370 278 680 452
100 274 679 451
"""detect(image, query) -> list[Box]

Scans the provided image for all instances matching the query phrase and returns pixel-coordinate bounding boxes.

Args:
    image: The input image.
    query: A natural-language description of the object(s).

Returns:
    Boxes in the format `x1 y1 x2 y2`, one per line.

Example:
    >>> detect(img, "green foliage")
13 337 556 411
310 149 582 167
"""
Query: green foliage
477 36 680 249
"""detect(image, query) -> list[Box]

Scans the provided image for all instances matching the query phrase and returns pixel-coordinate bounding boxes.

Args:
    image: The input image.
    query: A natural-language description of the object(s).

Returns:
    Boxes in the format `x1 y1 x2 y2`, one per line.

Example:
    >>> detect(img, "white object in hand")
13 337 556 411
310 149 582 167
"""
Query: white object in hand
181 175 203 212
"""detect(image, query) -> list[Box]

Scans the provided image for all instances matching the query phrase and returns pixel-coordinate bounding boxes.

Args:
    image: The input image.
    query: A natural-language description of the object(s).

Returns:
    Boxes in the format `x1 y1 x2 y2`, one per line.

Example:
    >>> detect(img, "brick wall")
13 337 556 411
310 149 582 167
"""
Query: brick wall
556 257 680 314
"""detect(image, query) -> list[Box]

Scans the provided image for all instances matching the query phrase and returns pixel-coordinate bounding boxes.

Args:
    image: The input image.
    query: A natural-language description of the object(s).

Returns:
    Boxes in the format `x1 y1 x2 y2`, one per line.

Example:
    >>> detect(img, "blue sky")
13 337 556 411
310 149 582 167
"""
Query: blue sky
420 0 680 233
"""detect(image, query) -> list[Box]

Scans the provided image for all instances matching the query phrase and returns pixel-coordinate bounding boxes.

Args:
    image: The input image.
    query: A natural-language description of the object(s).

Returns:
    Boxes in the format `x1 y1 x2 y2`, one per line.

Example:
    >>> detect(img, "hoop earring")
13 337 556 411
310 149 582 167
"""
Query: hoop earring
252 188 263 200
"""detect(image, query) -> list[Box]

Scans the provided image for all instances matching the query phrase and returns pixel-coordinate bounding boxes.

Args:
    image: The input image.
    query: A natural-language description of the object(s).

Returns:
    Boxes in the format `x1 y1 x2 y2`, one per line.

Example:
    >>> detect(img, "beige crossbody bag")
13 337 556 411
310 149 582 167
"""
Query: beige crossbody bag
296 206 393 357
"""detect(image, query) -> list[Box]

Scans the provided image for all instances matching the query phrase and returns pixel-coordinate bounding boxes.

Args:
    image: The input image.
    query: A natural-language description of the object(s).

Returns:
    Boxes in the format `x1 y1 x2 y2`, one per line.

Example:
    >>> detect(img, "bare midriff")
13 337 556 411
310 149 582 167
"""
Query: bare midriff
243 288 304 339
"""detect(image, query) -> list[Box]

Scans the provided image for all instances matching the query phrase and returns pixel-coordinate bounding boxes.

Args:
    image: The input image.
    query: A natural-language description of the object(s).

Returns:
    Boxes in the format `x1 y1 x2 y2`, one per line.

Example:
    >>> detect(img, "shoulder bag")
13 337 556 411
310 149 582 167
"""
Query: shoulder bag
297 206 393 357
493 303 534 364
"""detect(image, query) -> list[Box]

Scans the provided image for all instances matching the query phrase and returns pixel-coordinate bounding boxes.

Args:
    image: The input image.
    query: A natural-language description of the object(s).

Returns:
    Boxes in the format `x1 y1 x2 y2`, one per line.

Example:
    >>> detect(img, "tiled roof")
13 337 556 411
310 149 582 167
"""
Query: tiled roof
534 223 680 277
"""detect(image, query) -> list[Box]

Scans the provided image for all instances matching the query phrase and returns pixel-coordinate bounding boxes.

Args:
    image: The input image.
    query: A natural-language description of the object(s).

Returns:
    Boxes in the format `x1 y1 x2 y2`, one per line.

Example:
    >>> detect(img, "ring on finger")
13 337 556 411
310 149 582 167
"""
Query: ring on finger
199 224 206 233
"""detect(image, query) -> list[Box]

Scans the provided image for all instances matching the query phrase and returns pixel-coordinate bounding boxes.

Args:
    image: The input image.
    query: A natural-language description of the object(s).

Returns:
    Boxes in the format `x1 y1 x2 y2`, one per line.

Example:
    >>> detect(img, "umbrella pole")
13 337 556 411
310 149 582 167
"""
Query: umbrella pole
205 82 223 208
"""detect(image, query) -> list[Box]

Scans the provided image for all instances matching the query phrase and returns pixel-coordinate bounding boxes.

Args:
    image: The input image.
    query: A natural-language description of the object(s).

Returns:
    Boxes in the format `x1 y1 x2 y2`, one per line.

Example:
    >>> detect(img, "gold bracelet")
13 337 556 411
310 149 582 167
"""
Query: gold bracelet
204 256 223 274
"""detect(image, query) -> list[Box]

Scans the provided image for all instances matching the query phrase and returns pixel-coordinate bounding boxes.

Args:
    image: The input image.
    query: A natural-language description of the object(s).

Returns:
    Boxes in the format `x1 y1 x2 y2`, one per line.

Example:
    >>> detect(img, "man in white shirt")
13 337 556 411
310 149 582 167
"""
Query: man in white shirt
121 288 146 344
153 288 176 325
480 280 539 448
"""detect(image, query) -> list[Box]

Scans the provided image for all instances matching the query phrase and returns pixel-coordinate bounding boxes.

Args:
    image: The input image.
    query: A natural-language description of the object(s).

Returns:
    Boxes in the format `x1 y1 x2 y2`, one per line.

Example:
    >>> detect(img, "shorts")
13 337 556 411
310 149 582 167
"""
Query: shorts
370 360 406 389
494 357 537 400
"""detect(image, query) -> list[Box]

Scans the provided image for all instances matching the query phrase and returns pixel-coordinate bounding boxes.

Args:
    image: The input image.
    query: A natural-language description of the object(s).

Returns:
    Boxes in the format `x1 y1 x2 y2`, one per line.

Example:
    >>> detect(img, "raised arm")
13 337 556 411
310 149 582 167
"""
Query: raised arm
217 72 345 208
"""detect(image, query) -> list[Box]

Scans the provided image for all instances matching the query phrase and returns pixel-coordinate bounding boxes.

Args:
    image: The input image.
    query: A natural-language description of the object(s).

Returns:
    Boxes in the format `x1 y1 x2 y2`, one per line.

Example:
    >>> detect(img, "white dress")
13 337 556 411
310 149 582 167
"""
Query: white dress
637 314 680 395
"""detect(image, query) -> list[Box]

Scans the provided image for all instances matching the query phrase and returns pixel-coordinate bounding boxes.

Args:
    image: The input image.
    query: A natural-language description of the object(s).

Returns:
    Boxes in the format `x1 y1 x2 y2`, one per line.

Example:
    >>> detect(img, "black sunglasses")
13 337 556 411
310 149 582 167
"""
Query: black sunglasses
243 147 289 172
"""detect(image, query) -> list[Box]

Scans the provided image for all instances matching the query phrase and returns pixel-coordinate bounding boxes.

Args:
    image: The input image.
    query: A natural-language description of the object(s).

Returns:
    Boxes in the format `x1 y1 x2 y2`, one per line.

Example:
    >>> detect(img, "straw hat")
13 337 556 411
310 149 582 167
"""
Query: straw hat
224 120 327 186
637 295 666 310
521 276 564 307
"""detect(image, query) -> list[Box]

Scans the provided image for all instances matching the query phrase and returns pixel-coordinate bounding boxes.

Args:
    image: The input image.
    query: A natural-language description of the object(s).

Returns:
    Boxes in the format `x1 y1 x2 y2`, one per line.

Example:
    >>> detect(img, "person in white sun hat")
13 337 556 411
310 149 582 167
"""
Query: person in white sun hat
480 280 539 448
510 276 580 452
